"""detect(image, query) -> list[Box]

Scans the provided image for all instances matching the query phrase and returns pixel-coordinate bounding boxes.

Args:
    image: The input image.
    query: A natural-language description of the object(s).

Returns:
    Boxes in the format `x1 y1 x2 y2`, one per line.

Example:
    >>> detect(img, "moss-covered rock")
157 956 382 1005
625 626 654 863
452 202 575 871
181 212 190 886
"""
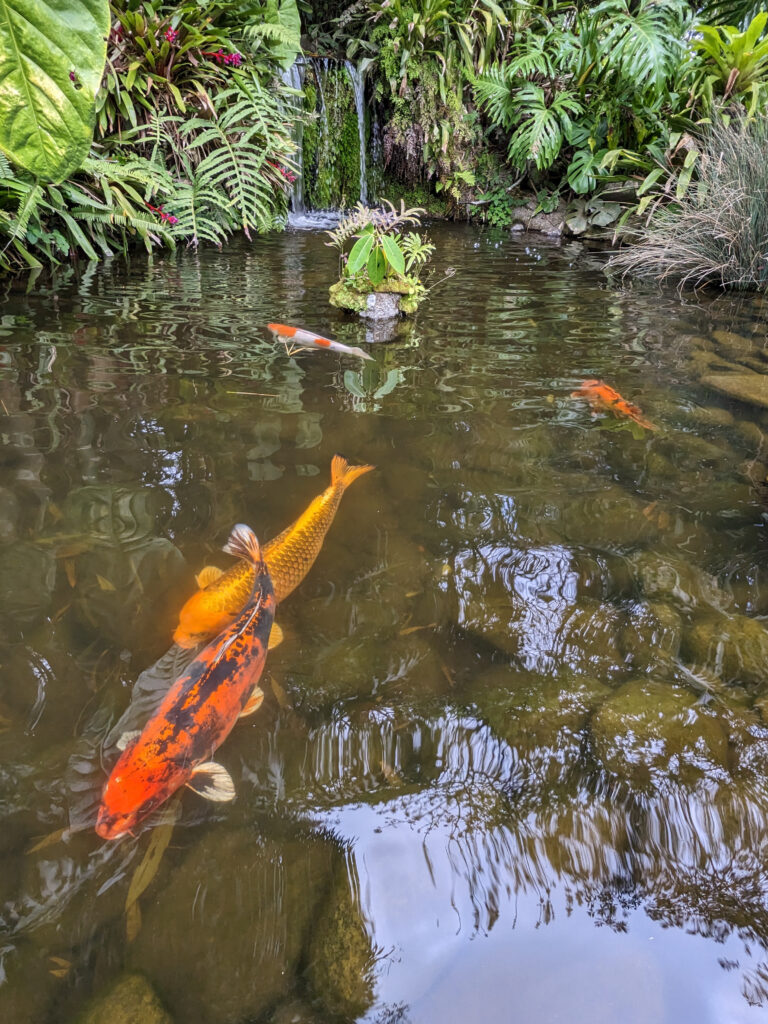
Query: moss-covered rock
77 974 172 1024
630 552 732 613
682 612 768 688
329 274 424 317
472 665 610 752
619 601 683 672
591 679 730 788
306 862 375 1019
130 829 337 1024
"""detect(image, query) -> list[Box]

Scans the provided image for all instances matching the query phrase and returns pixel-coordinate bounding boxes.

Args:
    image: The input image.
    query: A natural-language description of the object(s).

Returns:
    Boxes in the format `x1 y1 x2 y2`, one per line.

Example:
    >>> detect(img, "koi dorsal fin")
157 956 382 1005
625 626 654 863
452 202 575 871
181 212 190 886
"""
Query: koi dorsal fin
330 454 375 489
223 524 261 565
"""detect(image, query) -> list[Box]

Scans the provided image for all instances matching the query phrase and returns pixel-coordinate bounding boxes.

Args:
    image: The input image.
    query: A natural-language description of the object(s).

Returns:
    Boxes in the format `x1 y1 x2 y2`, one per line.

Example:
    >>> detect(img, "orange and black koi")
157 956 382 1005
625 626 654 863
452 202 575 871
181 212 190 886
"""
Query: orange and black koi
95 524 275 840
571 379 657 431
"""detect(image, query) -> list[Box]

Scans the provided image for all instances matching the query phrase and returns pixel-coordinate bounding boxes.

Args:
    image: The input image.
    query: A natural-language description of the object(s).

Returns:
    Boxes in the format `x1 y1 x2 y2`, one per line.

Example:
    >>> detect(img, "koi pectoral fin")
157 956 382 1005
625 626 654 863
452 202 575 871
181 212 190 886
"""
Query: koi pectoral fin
186 762 235 802
195 565 224 589
268 622 284 650
239 687 265 718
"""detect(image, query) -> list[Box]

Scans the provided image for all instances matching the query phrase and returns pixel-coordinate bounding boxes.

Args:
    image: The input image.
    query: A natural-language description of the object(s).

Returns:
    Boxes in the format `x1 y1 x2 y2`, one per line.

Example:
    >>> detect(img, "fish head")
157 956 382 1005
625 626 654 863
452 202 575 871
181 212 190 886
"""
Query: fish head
95 750 164 840
266 323 294 339
571 379 602 398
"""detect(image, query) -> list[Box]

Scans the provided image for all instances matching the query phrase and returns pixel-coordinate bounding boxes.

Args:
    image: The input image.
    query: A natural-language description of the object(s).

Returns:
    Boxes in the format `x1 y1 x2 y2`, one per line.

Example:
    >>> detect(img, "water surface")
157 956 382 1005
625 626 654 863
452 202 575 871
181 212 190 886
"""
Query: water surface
2 223 768 1023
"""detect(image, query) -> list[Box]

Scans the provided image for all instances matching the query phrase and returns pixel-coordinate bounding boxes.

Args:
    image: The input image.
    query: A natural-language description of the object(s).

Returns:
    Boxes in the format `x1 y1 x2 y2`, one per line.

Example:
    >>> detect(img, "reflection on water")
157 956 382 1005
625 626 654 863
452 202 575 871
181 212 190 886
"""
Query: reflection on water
2 224 768 1021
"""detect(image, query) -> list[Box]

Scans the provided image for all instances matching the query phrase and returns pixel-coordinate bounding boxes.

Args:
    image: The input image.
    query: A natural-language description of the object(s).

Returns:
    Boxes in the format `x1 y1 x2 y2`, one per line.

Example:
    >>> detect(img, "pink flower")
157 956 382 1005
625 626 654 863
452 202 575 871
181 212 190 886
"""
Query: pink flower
164 27 179 44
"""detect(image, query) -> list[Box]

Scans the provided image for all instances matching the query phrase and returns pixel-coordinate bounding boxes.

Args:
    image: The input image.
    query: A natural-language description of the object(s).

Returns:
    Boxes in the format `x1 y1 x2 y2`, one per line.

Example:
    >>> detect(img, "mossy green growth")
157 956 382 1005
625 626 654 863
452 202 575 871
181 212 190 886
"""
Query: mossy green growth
329 273 425 314
302 64 365 209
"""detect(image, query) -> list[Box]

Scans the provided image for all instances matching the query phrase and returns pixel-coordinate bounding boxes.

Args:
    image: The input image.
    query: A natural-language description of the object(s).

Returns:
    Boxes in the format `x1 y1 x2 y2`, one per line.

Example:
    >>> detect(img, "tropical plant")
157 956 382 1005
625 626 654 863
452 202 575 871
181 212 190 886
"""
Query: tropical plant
608 115 768 290
98 0 301 139
473 0 690 191
325 199 433 312
0 0 110 181
0 152 174 270
686 12 768 117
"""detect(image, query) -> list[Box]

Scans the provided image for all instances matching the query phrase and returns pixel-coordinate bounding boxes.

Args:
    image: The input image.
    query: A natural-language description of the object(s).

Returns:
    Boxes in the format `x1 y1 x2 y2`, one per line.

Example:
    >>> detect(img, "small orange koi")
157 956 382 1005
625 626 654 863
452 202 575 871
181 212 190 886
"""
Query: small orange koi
267 322 373 361
571 379 657 431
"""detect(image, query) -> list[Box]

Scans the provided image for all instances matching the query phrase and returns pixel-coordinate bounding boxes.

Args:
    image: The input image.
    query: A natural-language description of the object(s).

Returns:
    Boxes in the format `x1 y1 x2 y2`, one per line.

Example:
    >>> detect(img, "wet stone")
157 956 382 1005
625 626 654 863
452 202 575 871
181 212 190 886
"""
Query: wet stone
76 973 172 1024
711 329 756 356
471 666 610 754
630 552 732 613
0 542 55 629
701 372 768 410
619 601 683 672
306 861 375 1019
682 612 768 688
591 679 730 789
552 484 661 549
130 828 337 1024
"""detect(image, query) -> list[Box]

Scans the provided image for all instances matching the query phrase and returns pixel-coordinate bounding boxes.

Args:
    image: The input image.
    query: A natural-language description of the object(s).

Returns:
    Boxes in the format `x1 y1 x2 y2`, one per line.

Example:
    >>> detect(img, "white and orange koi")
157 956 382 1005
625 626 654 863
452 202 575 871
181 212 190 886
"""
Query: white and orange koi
267 322 373 361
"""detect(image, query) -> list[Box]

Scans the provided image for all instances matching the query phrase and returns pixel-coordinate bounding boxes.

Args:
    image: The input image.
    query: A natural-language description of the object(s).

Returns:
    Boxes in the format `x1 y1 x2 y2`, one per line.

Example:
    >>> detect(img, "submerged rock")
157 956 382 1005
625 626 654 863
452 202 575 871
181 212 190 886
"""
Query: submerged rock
682 612 768 688
130 829 337 1024
701 372 768 410
591 679 730 788
0 542 55 629
77 973 172 1024
306 860 375 1019
619 601 683 671
630 552 732 613
472 666 609 754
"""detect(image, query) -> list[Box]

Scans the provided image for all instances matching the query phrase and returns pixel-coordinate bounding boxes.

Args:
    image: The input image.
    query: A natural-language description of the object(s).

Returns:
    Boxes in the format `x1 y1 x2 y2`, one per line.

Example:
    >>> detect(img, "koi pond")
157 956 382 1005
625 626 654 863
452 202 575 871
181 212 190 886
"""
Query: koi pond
3 221 768 1023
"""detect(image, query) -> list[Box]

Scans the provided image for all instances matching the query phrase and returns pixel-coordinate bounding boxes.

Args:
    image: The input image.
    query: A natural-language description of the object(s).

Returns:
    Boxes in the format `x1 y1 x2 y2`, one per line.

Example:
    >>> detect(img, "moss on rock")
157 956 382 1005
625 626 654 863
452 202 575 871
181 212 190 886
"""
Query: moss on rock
77 974 172 1024
307 863 375 1019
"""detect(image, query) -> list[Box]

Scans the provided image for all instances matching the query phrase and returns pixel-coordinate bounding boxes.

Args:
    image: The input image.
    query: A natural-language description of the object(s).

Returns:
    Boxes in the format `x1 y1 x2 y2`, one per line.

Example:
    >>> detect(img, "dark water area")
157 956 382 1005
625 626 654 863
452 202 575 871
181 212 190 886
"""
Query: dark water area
2 221 768 1022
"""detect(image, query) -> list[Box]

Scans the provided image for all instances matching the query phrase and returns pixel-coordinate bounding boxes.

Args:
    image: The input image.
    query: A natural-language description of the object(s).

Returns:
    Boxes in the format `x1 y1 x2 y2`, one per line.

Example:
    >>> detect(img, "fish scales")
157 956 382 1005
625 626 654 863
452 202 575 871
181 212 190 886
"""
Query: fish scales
172 454 373 648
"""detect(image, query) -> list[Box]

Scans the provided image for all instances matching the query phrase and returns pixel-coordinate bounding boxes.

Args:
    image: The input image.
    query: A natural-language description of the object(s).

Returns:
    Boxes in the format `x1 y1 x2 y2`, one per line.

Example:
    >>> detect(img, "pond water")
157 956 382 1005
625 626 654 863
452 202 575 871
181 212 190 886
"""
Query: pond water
2 222 768 1023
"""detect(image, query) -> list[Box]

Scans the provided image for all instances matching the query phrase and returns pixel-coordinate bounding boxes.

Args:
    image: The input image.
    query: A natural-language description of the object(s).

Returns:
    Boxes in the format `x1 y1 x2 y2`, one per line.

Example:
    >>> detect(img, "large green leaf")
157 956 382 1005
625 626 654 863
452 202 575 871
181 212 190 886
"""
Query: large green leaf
347 232 374 274
381 234 405 275
0 0 110 182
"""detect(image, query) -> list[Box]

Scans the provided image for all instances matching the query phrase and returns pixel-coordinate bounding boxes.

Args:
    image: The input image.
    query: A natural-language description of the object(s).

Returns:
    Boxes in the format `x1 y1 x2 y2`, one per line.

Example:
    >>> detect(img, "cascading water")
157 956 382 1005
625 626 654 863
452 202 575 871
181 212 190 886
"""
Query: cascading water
280 59 306 214
345 61 368 206
282 57 370 221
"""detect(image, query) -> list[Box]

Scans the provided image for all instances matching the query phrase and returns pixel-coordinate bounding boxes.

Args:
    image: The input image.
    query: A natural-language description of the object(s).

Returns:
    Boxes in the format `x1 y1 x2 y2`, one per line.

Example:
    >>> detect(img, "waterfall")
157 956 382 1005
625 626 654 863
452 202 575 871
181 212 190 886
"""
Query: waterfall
345 61 368 205
279 59 306 213
282 57 370 216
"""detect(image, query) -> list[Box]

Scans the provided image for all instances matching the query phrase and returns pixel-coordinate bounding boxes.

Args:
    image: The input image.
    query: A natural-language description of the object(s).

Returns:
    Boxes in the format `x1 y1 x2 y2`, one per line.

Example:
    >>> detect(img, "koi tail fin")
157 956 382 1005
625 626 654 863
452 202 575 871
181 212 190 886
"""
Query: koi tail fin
331 454 375 490
223 524 261 565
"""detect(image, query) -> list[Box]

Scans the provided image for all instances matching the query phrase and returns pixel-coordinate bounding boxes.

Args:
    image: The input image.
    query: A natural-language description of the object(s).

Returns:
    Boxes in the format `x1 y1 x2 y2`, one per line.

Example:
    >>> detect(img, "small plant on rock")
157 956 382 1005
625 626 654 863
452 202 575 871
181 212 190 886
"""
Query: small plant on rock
325 199 434 316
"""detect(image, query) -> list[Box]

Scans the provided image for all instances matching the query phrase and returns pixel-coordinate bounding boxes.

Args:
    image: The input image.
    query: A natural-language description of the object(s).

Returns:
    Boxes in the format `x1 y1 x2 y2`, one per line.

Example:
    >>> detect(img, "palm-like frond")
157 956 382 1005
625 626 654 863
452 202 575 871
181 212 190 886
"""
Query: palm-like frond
182 78 291 238
474 66 518 132
169 170 231 247
697 0 765 29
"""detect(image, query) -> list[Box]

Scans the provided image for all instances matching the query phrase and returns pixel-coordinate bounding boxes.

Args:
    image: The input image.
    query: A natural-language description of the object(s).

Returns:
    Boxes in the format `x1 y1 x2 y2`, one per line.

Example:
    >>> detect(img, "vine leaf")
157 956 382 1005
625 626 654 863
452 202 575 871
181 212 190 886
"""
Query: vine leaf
0 0 110 181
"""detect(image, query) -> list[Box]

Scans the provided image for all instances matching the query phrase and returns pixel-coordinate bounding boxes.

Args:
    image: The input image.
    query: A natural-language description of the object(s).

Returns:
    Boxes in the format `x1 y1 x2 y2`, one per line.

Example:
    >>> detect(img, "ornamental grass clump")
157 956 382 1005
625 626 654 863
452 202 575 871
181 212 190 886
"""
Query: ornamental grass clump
609 116 768 290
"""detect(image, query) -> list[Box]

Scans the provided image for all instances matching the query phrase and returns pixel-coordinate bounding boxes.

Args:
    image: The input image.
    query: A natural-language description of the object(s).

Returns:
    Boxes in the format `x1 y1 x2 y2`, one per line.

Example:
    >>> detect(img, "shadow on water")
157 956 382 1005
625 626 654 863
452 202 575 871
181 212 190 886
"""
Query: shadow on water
2 224 768 1021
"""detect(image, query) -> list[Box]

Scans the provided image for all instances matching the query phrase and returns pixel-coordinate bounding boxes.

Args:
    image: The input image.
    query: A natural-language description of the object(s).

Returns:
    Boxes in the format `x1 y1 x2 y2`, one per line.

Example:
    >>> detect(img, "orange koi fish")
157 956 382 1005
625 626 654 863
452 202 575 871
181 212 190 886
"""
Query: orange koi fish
267 322 373 361
172 454 374 649
571 379 657 431
96 525 275 839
